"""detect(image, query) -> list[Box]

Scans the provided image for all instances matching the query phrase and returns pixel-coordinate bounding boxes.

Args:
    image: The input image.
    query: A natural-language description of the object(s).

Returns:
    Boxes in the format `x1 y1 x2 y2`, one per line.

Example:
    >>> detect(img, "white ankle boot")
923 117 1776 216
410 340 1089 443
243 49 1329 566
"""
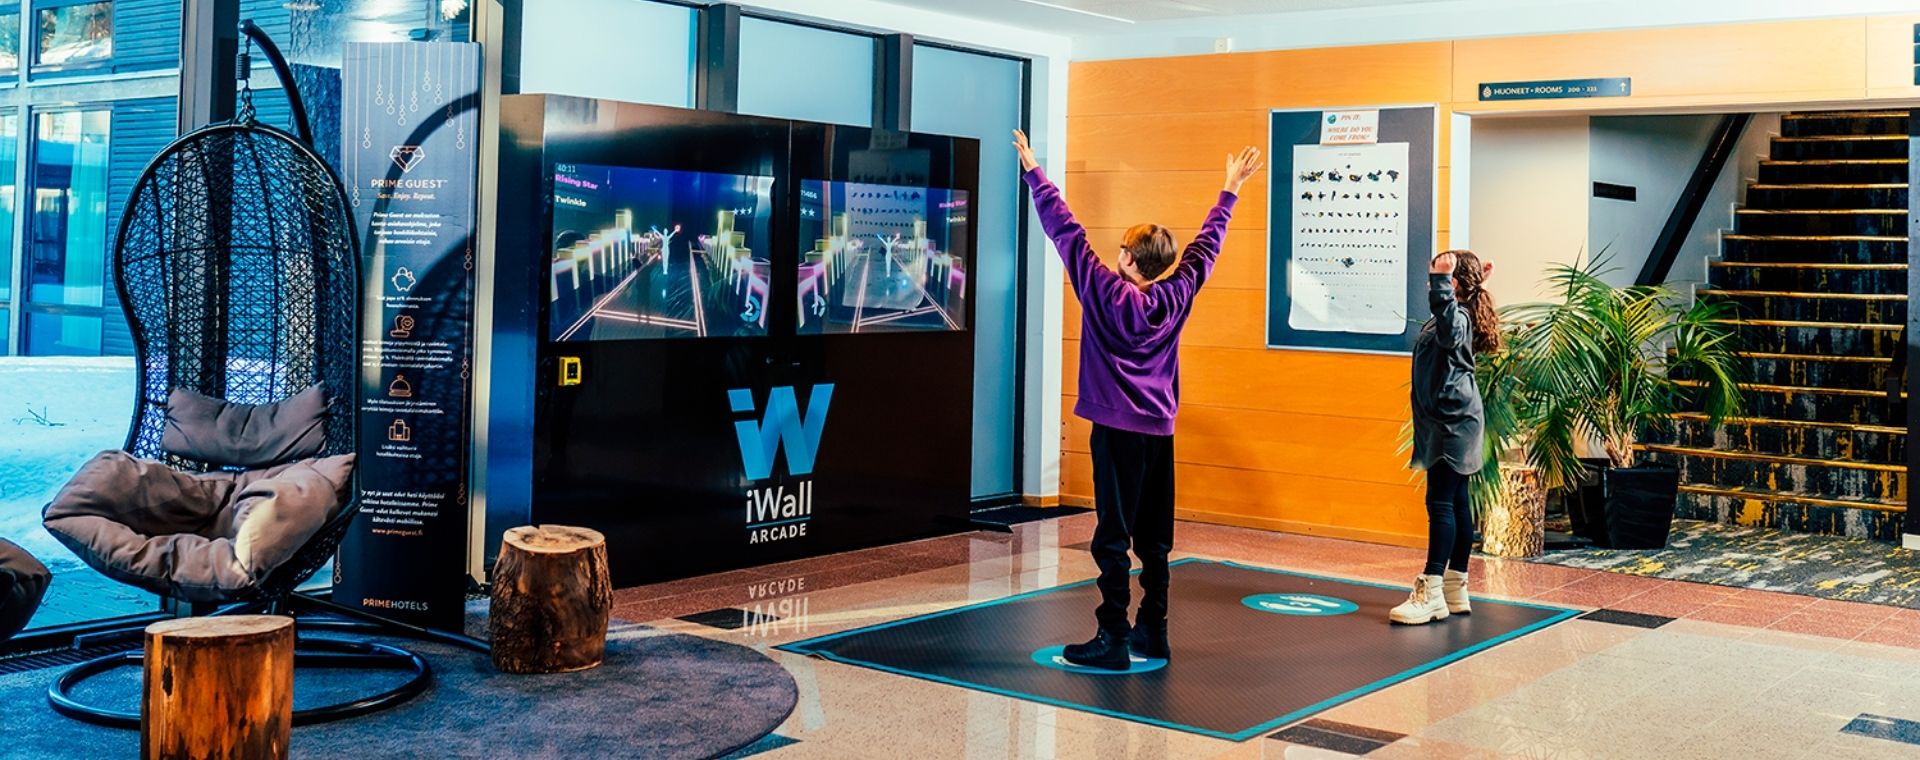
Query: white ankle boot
1443 569 1471 615
1389 575 1448 625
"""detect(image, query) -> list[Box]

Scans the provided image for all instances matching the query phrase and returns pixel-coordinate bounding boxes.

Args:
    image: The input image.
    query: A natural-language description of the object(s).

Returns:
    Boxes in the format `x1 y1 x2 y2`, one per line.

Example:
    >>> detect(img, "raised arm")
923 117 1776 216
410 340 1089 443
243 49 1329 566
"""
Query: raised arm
1168 146 1262 293
1427 252 1469 349
1014 130 1110 297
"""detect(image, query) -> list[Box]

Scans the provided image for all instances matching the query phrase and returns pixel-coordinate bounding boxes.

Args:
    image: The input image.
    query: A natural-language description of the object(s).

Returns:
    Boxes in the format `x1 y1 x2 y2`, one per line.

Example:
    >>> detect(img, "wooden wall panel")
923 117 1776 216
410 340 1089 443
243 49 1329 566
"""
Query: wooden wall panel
1067 171 1269 231
1070 42 1453 117
1453 18 1868 110
1067 111 1265 173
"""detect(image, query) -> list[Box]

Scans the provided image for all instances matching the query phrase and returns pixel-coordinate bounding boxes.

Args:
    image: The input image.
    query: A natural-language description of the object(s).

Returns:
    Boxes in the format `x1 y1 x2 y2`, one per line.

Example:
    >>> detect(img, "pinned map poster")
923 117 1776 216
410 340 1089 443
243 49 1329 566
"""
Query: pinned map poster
1287 141 1409 335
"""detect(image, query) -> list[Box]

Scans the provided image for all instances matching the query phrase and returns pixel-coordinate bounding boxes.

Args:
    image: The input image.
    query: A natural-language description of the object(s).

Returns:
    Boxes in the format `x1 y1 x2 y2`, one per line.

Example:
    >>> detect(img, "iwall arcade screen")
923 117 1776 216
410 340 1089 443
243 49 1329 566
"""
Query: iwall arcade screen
797 180 969 334
549 163 774 341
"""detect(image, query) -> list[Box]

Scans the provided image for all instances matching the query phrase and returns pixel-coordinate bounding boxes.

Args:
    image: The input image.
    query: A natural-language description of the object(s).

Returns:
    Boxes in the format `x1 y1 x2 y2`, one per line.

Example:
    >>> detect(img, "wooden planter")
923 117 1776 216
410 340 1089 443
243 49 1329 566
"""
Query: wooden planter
1480 465 1546 558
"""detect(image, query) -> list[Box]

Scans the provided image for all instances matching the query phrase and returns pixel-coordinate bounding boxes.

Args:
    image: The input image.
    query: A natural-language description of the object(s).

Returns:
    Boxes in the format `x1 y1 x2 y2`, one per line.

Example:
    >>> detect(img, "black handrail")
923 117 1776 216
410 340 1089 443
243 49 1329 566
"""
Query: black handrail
1635 113 1752 286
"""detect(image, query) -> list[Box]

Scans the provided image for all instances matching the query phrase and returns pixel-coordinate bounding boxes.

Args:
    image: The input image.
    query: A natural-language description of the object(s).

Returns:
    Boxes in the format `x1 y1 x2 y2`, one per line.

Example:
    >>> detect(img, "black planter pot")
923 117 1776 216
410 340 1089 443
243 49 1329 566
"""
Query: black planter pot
1569 459 1611 548
1603 465 1680 550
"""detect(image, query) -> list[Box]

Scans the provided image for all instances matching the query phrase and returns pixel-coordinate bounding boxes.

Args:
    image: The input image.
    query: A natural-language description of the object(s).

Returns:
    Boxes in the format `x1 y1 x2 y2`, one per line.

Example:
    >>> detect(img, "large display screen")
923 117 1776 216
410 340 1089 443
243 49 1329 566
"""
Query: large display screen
796 180 968 334
549 164 774 341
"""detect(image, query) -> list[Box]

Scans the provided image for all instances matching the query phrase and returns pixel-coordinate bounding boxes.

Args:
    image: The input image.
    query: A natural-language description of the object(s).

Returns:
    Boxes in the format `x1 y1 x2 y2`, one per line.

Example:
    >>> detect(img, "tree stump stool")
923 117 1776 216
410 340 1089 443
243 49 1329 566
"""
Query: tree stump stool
142 615 293 760
491 525 613 674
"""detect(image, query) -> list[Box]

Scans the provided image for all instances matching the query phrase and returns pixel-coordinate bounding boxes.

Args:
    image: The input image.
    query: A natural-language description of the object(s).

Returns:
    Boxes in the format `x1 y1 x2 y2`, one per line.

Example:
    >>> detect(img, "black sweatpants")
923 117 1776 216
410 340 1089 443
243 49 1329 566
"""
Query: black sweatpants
1088 423 1176 635
1423 466 1475 577
0 538 51 641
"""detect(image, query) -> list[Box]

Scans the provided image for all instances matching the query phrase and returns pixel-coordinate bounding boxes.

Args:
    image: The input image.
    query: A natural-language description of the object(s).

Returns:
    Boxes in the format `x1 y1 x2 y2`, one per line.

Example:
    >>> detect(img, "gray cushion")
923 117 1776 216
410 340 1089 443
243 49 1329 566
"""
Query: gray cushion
41 450 355 603
162 383 330 468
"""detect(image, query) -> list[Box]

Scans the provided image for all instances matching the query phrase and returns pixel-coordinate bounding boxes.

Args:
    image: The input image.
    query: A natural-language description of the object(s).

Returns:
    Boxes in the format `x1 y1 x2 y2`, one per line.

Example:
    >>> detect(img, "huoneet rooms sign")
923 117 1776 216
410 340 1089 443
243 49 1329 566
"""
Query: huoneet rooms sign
1479 77 1631 101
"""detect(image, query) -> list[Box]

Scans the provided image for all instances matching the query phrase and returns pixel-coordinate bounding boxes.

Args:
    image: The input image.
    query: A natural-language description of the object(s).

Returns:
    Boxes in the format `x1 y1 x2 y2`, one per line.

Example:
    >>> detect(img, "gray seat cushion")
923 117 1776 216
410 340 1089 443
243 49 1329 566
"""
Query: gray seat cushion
41 450 355 603
162 384 329 469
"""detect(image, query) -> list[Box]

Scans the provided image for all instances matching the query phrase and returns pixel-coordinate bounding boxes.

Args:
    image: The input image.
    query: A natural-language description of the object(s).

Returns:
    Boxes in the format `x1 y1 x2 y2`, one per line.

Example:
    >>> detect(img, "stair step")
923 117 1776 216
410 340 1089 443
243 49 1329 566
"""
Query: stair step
1678 484 1904 514
1733 209 1907 236
1720 235 1906 265
1640 444 1906 503
1745 184 1907 211
1709 261 1906 293
1656 413 1902 465
1718 320 1901 359
1729 352 1895 390
1770 135 1909 160
1781 112 1910 138
1759 159 1908 184
1701 290 1904 325
1676 378 1899 425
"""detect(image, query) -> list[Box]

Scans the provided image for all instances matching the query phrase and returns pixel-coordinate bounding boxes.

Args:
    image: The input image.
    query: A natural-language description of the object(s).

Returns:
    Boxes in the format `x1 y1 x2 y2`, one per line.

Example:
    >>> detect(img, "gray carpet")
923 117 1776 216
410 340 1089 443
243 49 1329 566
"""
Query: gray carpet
1530 519 1920 608
0 620 798 759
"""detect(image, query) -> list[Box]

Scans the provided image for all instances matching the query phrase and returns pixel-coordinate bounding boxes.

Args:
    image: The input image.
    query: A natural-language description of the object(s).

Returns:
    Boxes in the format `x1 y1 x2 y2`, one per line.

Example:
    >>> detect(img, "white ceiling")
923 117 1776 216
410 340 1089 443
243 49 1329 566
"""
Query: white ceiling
868 0 1920 59
882 0 1495 34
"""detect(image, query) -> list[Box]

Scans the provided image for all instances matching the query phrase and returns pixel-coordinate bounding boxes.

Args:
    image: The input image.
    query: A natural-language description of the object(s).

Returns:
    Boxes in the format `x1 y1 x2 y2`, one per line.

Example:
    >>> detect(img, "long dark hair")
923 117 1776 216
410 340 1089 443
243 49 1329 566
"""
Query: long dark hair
1447 249 1500 355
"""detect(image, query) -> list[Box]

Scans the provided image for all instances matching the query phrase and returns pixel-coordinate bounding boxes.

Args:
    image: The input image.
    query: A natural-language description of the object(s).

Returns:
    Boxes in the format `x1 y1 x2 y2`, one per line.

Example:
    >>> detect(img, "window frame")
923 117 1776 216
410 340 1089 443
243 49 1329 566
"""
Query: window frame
28 0 113 75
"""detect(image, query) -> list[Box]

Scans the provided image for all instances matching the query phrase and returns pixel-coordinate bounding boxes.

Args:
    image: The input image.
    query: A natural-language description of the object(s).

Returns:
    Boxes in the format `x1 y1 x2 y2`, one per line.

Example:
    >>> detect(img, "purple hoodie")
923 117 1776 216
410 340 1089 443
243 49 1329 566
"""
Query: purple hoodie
1024 167 1237 436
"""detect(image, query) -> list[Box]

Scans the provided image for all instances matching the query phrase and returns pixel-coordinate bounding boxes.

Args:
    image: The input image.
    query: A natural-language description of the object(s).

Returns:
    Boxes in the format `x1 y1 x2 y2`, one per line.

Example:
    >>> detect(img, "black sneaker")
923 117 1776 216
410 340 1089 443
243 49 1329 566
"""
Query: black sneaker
1128 622 1170 660
1061 629 1130 671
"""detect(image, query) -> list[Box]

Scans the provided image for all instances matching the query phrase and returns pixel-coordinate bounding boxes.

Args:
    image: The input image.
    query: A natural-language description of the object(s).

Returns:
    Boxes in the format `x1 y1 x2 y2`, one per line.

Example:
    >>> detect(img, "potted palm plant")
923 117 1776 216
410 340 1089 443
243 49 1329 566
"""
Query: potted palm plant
1505 256 1743 549
1471 331 1547 557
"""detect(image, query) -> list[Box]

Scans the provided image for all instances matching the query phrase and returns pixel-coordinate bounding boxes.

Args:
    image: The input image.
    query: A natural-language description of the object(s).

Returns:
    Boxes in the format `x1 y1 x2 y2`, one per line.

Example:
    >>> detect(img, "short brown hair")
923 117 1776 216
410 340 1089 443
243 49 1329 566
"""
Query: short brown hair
1123 224 1176 281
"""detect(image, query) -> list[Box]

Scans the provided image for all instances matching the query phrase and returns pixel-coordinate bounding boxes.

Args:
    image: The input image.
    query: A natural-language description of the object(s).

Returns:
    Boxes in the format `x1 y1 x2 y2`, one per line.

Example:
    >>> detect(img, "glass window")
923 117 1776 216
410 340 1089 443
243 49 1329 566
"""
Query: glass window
519 0 695 107
35 1 111 67
0 113 17 304
738 18 873 127
911 45 1026 499
0 11 21 73
27 109 108 317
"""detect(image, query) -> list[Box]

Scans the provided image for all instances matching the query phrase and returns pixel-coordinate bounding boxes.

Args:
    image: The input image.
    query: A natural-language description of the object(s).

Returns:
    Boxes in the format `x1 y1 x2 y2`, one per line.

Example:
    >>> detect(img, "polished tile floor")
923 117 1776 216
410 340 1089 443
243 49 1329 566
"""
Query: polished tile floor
614 515 1920 759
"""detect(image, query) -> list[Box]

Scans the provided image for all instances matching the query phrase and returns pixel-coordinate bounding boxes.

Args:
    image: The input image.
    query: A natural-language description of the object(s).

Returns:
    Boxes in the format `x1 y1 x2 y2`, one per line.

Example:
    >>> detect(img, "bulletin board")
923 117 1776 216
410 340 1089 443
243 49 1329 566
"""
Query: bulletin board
1265 106 1438 354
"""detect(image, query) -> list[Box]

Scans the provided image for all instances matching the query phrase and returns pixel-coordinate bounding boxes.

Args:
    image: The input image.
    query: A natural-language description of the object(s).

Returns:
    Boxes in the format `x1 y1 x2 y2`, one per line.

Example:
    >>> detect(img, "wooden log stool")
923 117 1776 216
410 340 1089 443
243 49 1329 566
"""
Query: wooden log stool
142 615 294 760
491 525 613 674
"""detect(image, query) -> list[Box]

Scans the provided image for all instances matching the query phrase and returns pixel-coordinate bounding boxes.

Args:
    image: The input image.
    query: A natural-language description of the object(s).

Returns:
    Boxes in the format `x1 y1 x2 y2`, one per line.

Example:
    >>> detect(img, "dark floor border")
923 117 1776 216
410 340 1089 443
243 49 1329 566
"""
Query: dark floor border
1270 718 1407 754
780 558 1578 742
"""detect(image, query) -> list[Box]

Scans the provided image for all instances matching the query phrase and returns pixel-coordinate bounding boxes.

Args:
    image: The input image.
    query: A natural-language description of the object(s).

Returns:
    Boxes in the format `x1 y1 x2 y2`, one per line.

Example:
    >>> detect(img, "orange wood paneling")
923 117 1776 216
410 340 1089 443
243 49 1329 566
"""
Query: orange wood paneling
1066 171 1268 231
1067 111 1266 174
1453 18 1868 110
1070 42 1454 117
1865 14 1920 98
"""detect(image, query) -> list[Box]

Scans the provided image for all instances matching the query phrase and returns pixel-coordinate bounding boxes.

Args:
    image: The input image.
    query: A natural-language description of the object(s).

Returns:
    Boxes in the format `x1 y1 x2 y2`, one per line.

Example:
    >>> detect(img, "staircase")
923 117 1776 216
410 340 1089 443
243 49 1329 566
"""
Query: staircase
1645 110 1909 541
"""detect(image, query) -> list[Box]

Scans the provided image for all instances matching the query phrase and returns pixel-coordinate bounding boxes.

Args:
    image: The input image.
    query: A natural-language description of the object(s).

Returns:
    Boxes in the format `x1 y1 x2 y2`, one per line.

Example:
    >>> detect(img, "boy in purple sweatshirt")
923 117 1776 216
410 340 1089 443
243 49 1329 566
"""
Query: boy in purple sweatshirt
1014 130 1263 669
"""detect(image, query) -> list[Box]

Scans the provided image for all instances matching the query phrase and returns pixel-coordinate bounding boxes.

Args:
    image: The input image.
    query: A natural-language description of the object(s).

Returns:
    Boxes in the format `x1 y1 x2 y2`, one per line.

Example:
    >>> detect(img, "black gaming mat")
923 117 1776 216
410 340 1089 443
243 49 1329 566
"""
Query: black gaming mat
780 559 1575 740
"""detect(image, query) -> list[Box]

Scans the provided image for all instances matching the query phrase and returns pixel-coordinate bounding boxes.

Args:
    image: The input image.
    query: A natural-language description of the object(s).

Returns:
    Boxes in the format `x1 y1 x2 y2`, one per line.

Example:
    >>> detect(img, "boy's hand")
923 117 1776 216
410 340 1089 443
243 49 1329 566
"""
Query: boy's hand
1430 252 1457 275
1012 130 1040 172
1224 146 1264 194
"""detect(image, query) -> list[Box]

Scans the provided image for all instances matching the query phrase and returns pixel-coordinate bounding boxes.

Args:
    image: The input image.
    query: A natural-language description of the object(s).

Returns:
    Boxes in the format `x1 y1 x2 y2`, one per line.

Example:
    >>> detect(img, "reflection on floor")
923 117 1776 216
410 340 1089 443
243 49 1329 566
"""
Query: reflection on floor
616 513 1920 759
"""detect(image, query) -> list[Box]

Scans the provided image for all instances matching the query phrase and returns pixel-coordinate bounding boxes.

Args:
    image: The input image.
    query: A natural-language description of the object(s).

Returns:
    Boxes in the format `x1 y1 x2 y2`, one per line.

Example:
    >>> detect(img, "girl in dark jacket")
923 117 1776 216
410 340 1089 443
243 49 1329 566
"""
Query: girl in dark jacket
1392 249 1498 625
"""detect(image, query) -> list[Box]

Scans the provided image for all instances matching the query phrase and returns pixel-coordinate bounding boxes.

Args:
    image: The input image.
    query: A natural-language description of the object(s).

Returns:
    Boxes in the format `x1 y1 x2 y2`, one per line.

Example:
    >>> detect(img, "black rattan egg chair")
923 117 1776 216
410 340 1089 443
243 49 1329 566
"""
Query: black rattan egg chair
43 22 483 729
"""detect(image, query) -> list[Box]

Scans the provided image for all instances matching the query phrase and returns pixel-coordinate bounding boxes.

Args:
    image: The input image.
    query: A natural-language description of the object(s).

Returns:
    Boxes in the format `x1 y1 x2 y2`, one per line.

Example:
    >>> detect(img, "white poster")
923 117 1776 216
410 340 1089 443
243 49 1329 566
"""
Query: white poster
1287 141 1410 335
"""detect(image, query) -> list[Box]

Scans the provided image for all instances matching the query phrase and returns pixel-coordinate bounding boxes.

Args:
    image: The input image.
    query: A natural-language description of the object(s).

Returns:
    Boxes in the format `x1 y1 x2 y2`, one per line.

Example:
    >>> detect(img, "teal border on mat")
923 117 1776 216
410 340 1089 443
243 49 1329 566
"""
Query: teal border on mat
777 558 1578 742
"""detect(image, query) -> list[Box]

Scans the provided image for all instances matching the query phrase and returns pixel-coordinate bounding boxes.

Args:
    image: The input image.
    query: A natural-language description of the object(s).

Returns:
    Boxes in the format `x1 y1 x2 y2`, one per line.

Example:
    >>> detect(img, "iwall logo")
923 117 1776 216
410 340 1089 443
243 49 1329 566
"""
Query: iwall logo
729 384 833 545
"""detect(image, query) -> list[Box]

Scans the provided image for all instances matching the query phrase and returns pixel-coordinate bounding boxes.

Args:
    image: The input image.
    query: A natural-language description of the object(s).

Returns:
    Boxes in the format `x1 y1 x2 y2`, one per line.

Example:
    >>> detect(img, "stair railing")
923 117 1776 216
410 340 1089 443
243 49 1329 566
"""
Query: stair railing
1636 113 1753 286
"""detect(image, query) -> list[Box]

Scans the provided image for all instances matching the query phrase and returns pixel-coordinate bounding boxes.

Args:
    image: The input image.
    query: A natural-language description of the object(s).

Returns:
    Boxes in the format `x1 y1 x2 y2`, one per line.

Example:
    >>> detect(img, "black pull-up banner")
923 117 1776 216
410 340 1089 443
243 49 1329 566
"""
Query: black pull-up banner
335 41 482 630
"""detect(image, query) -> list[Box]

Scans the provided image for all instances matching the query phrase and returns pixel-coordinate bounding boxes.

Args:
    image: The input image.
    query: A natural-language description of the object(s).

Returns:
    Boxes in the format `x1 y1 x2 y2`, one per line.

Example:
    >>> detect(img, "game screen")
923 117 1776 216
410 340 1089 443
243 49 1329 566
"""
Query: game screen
549 164 774 342
796 180 969 334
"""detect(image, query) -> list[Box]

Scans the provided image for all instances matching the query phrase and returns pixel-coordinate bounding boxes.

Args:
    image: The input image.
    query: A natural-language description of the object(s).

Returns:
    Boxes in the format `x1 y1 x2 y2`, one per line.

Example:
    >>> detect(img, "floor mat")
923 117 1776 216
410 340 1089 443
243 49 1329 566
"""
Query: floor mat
1529 519 1920 608
780 558 1574 741
969 505 1093 528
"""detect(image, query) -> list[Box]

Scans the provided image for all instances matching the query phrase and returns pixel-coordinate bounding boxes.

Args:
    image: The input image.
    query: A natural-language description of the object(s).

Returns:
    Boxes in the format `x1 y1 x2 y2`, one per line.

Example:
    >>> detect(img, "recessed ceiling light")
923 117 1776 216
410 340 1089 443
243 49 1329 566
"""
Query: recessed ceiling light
1007 0 1137 24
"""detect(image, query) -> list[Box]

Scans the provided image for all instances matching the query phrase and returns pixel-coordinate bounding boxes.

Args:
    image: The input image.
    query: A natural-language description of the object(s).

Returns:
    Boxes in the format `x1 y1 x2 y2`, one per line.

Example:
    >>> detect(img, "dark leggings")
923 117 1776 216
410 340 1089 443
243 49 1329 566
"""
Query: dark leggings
1423 466 1475 576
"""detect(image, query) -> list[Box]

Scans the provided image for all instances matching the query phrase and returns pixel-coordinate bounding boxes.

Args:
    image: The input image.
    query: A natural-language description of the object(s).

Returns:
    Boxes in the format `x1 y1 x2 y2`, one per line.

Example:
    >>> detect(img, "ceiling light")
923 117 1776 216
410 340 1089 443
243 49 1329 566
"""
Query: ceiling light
1008 0 1136 24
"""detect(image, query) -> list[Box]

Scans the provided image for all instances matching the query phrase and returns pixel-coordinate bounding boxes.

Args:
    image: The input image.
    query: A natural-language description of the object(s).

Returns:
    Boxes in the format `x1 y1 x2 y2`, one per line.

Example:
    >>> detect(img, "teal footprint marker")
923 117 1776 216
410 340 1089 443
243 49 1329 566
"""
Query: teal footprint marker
1242 593 1359 616
1029 645 1167 675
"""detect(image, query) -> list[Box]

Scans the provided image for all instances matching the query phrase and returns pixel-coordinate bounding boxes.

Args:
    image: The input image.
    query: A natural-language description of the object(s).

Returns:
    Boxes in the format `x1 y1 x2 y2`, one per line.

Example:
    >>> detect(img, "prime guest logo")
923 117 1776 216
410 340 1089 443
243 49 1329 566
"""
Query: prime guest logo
729 384 833 545
390 145 426 173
